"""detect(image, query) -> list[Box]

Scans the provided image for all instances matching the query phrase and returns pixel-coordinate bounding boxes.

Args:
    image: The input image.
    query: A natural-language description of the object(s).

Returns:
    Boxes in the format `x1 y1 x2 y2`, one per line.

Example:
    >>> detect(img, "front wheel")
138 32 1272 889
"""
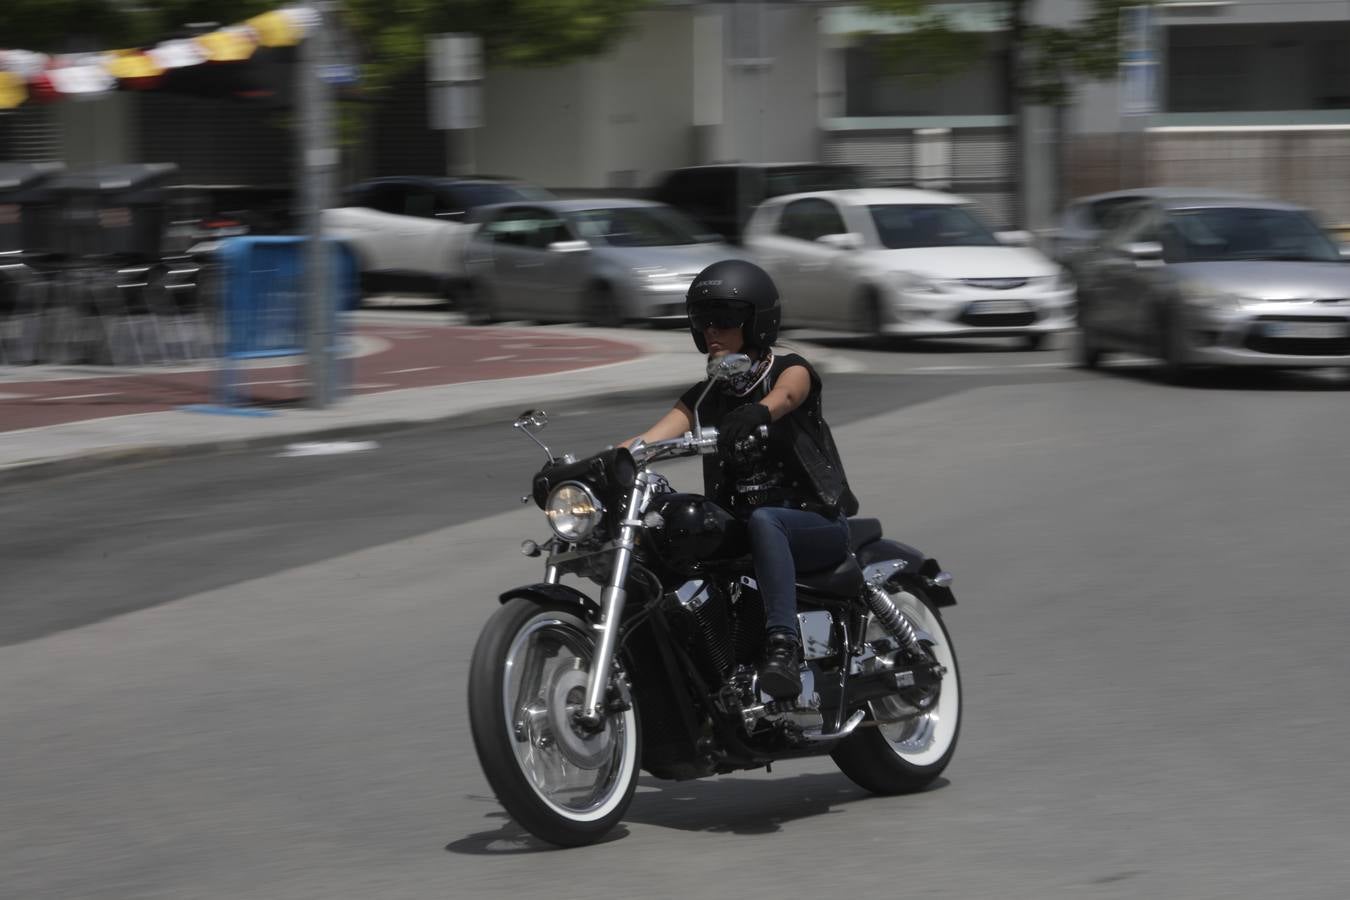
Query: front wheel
467 598 640 847
831 587 961 794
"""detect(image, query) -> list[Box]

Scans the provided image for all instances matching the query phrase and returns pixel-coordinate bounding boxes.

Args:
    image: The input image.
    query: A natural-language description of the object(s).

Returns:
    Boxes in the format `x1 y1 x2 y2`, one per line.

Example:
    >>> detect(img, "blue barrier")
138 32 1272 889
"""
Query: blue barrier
187 236 357 415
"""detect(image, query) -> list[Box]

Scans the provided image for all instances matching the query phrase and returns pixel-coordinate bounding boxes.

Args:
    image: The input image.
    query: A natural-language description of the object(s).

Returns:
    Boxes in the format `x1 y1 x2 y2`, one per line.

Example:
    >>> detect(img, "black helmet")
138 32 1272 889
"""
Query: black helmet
686 259 781 353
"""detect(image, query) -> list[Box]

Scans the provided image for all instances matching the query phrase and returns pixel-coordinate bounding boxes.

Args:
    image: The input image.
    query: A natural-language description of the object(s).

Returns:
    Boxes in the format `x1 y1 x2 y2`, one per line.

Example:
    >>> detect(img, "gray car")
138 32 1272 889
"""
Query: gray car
1076 195 1350 380
461 198 744 326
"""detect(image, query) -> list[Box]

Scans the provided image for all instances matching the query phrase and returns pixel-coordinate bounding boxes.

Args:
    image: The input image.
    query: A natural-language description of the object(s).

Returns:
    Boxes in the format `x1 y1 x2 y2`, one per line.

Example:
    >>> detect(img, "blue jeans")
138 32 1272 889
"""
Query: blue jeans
746 506 851 636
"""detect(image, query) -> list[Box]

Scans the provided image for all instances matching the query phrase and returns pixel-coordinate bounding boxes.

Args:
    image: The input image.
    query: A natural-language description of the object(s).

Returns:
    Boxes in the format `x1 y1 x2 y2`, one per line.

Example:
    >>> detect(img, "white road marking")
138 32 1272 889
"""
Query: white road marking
277 440 380 458
383 366 440 375
35 392 121 402
0 392 30 400
242 379 305 386
351 382 396 390
477 355 516 362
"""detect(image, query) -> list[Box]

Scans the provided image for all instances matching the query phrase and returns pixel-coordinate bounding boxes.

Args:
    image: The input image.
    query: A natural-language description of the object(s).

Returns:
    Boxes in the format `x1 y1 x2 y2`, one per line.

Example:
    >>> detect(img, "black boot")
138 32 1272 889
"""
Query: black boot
759 631 802 700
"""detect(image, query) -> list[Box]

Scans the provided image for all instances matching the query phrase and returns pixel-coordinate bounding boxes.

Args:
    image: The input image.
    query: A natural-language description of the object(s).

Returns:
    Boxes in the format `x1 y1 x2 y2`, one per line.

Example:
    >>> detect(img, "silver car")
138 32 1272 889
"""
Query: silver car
1076 196 1350 380
461 199 743 326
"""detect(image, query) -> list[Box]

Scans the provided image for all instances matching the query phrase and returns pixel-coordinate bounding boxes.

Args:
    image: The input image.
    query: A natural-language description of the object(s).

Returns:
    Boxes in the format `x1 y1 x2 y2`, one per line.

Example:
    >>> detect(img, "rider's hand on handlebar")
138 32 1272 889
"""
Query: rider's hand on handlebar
717 403 771 457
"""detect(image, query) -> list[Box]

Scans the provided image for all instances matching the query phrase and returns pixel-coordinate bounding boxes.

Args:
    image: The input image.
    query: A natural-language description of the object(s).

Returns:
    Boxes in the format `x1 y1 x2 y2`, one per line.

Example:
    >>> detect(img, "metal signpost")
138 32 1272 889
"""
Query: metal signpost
428 34 483 176
1119 5 1159 187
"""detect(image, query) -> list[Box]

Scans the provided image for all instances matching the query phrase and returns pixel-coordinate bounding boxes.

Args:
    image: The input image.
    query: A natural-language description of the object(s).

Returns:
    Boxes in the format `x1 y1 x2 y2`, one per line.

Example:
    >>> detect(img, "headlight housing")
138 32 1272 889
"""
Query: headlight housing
544 482 604 542
1182 283 1247 310
895 272 947 294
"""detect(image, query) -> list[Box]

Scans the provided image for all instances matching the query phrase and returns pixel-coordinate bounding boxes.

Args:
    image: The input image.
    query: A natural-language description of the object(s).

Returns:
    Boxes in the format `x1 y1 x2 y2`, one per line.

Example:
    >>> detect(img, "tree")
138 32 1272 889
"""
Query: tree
857 1 1153 222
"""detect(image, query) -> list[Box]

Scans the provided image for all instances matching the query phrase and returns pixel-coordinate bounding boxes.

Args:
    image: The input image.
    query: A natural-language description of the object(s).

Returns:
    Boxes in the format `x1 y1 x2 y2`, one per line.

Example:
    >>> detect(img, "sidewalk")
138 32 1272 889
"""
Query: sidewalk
0 311 722 484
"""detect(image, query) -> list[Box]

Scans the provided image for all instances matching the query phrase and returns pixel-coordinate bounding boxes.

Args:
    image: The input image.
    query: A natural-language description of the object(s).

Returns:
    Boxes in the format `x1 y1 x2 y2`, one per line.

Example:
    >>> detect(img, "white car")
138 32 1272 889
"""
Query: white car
745 188 1075 348
321 176 553 303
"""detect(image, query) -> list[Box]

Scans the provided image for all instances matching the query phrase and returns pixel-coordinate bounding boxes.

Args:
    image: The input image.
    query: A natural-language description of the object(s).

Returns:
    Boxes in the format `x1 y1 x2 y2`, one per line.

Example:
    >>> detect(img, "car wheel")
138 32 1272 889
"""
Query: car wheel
1157 309 1193 385
1074 326 1103 369
586 284 623 329
462 280 497 326
854 287 887 345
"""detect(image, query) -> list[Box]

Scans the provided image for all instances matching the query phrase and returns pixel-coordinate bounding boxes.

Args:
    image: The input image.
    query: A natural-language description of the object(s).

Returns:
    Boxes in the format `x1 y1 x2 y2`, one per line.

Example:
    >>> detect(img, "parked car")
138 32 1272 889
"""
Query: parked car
744 188 1075 348
1075 194 1350 380
322 175 553 302
650 162 863 245
1050 187 1255 282
461 198 743 326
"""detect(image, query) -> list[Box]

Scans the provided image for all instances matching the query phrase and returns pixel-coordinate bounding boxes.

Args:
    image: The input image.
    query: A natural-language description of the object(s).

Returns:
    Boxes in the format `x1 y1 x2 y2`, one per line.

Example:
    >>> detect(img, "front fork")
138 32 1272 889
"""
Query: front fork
576 472 652 728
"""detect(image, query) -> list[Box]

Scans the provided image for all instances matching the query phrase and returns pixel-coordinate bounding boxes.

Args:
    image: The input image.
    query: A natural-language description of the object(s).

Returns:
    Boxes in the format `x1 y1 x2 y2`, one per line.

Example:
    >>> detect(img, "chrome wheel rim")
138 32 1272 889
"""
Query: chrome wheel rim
501 614 637 822
869 592 960 767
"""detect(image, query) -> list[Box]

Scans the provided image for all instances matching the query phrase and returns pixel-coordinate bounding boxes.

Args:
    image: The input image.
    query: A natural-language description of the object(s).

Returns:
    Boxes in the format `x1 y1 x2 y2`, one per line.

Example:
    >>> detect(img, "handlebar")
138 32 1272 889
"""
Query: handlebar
629 427 721 464
629 422 770 465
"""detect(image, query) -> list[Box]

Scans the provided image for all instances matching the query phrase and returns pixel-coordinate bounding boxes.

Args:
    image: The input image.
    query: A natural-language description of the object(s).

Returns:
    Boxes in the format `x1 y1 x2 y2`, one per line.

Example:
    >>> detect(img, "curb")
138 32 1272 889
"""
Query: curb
0 381 689 490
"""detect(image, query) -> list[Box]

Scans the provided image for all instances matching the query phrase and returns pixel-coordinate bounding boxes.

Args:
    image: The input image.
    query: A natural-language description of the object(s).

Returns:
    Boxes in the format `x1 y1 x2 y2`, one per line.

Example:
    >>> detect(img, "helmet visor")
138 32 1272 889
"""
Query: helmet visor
689 303 750 332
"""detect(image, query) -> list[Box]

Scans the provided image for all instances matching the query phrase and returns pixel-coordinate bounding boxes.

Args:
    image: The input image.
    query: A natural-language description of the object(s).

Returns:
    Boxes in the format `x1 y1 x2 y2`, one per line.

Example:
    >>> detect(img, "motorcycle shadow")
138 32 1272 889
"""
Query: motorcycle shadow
445 773 950 854
626 771 949 836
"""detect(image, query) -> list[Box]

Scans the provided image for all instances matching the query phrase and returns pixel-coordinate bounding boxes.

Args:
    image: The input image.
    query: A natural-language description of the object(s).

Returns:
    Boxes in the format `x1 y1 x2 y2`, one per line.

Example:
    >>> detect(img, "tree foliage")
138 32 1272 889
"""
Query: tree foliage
861 0 1155 105
2 0 649 92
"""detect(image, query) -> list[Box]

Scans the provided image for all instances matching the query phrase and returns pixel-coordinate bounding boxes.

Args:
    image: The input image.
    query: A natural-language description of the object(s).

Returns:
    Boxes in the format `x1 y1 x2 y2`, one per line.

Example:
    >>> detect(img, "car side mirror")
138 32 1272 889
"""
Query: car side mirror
816 232 863 251
995 230 1032 246
1126 241 1164 263
547 240 589 254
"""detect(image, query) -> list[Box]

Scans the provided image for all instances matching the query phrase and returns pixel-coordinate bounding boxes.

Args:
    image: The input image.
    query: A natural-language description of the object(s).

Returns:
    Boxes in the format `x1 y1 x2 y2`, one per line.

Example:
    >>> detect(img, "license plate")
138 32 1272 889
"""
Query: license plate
1263 321 1347 339
969 300 1030 315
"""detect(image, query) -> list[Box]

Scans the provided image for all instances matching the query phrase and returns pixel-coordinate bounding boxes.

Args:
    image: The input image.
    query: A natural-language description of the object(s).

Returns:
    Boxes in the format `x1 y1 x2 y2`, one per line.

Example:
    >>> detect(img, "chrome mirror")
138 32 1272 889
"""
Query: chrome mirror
1127 241 1164 263
512 409 554 462
692 353 754 439
707 352 753 381
546 240 590 254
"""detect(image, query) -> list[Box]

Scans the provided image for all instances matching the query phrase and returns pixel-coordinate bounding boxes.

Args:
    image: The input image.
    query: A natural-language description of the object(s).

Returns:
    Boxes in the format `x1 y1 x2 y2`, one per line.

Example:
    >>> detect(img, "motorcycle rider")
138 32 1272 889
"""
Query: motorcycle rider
622 260 858 700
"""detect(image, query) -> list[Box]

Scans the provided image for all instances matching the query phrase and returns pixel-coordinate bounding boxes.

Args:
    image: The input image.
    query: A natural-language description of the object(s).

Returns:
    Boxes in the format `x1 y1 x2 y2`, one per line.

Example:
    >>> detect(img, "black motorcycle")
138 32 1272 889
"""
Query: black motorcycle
468 353 961 847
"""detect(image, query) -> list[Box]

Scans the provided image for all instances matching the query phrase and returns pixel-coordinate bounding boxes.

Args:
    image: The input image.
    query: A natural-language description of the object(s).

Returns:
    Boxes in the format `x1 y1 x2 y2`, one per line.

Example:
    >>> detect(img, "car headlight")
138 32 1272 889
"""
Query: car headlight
896 272 946 294
1182 284 1246 310
544 482 604 542
1027 269 1073 291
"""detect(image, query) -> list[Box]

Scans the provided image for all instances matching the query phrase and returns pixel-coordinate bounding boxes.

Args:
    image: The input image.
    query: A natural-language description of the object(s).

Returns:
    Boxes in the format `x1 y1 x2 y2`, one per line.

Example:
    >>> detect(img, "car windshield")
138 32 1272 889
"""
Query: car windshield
763 167 860 199
454 182 553 208
868 204 1001 249
564 206 718 247
1164 207 1340 263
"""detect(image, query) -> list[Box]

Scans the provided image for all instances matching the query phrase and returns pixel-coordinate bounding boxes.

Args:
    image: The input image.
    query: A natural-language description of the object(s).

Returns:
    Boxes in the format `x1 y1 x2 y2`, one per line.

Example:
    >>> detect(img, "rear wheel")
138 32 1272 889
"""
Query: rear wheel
461 280 497 326
831 587 961 794
468 598 640 847
1075 326 1104 369
586 284 623 329
1157 309 1193 384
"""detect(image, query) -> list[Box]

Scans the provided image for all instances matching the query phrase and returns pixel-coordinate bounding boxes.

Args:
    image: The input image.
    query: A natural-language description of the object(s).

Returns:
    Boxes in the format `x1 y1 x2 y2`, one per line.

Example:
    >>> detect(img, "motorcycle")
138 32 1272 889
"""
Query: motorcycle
468 353 962 847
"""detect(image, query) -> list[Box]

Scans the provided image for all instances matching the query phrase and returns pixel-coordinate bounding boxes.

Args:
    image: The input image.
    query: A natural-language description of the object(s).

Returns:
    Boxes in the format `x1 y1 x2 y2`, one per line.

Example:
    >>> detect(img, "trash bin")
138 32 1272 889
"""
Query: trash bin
45 163 180 261
0 162 65 259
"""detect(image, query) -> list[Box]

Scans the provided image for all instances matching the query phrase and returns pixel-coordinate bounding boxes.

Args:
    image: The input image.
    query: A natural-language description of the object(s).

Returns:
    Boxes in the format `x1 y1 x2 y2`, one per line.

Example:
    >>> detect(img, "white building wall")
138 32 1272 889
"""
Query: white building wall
476 65 590 187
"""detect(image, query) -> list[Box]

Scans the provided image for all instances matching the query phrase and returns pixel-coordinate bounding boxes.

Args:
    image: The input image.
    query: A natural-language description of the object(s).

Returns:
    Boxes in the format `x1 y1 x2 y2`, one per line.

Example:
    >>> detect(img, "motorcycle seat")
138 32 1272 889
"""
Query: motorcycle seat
847 517 883 551
796 554 865 598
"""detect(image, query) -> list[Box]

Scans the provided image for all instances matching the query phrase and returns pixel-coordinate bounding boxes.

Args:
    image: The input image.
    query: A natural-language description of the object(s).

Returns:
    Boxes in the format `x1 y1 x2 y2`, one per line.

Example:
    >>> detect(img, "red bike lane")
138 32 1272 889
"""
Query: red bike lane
0 323 642 433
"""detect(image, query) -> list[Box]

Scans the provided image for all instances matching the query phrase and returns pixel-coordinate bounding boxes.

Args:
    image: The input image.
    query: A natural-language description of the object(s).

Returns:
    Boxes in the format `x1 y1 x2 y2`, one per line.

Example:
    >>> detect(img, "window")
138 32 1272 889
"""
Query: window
1163 207 1339 263
777 198 847 243
482 207 571 250
1089 197 1145 230
868 204 999 249
564 206 713 247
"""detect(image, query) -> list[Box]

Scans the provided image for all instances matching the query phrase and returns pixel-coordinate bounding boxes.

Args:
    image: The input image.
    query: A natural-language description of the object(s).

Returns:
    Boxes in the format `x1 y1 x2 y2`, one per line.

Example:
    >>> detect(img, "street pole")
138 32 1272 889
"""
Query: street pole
1006 0 1026 229
301 2 337 409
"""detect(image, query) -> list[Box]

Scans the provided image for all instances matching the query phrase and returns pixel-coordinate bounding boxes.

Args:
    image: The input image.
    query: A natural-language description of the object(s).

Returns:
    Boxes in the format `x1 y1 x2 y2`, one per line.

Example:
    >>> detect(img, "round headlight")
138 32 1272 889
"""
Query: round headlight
544 482 604 542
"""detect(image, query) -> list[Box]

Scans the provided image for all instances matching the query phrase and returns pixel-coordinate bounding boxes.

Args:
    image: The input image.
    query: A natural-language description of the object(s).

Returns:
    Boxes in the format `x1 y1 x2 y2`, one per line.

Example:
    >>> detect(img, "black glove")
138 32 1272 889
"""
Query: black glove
718 402 771 457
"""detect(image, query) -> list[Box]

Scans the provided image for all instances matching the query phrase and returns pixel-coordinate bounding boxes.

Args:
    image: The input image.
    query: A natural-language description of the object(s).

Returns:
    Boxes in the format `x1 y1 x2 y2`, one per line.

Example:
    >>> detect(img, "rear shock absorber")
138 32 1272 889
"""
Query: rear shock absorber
863 582 930 661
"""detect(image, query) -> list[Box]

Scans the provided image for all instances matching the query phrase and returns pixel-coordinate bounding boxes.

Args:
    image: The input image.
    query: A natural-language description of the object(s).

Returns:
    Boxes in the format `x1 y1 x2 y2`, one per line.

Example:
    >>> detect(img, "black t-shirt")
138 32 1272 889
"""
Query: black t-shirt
679 353 821 514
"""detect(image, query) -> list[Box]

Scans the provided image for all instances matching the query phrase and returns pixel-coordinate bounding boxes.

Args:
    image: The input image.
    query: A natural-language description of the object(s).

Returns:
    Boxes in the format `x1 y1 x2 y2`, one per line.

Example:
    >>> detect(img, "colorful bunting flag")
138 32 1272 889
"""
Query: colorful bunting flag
0 5 319 107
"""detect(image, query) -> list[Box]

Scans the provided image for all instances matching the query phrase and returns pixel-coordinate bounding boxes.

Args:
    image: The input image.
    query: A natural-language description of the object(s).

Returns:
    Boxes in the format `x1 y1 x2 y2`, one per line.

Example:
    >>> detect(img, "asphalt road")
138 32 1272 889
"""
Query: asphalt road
5 337 1350 899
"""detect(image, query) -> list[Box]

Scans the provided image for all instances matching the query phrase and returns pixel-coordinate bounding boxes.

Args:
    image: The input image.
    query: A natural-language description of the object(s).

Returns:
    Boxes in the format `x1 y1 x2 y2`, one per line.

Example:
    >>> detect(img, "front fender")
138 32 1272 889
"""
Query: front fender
498 582 601 619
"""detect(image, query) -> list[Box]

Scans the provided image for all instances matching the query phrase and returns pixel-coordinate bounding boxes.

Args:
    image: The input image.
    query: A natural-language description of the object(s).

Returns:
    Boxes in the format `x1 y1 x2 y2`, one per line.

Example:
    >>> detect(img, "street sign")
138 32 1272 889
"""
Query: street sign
1120 5 1158 116
427 33 482 132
